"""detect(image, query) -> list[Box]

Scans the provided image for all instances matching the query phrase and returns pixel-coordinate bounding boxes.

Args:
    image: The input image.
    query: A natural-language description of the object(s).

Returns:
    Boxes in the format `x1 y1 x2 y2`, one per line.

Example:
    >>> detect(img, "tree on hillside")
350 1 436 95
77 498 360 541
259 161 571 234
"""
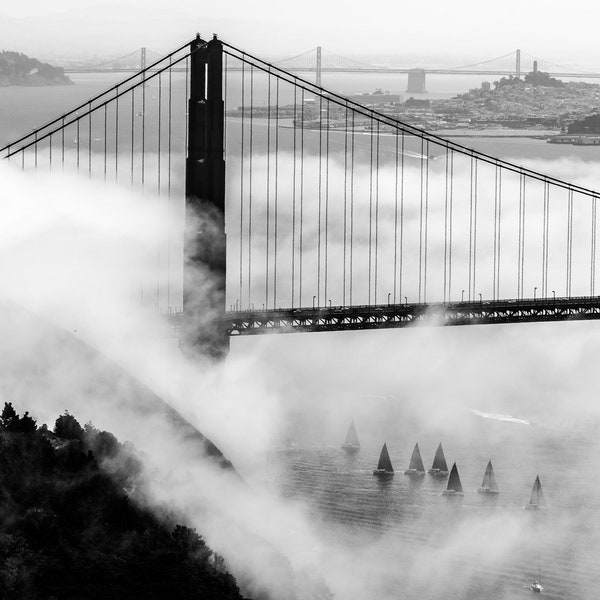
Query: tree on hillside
54 411 84 441
18 412 37 433
1 402 19 431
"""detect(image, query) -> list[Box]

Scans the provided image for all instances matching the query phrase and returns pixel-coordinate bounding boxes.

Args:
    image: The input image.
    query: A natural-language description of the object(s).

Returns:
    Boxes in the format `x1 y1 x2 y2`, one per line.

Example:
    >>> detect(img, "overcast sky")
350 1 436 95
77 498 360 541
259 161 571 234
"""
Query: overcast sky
2 1 600 66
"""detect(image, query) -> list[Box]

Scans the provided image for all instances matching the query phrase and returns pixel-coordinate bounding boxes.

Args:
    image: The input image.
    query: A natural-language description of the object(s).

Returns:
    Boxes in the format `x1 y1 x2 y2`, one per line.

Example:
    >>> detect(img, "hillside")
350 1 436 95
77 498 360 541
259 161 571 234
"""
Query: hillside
0 51 72 86
0 404 244 599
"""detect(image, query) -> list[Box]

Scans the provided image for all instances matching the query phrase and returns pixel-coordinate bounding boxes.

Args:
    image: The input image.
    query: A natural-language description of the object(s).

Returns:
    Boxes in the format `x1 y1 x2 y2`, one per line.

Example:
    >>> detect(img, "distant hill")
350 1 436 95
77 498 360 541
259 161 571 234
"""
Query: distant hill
0 50 73 86
0 404 244 599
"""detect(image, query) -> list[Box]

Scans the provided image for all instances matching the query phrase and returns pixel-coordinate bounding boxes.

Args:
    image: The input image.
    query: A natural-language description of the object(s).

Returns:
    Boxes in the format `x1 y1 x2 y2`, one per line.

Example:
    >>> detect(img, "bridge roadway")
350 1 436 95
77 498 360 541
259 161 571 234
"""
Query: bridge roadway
222 296 600 335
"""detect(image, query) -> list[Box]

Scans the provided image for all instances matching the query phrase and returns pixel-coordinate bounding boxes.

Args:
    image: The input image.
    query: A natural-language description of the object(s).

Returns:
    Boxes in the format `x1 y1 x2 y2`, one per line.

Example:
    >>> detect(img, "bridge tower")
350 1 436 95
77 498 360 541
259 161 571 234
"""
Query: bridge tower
516 48 521 78
140 47 147 70
183 34 228 359
316 46 322 87
406 68 426 93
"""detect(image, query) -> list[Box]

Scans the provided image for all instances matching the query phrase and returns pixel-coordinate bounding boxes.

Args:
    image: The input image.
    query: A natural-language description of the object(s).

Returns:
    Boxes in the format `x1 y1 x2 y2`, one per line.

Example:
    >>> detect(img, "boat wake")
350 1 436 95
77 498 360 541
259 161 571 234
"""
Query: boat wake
471 409 533 426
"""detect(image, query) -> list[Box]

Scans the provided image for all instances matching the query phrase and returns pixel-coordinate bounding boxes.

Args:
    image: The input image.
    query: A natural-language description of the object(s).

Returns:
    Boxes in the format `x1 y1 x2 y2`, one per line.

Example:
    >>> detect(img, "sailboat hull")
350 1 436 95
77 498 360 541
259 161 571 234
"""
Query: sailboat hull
442 490 464 496
525 504 541 510
528 582 543 593
477 487 499 494
427 468 448 476
404 469 425 475
373 469 394 477
341 444 360 453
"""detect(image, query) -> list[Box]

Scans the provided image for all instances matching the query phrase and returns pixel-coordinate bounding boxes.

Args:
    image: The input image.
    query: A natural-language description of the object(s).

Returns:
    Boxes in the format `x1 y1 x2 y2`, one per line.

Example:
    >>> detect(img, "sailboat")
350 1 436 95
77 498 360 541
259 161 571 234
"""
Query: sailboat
341 420 360 453
477 460 500 494
373 442 394 477
427 442 449 475
404 443 426 475
442 462 464 495
525 475 546 509
526 551 544 593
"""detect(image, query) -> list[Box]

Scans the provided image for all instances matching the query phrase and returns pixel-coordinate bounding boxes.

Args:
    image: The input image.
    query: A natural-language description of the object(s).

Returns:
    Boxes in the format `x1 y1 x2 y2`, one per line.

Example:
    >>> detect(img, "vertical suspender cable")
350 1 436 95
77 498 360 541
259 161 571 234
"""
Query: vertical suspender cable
130 89 135 186
248 65 254 309
239 59 245 308
325 99 330 305
374 121 380 305
400 129 405 302
592 195 597 296
444 147 449 303
517 172 523 299
141 79 146 190
468 156 474 301
418 137 425 303
300 89 305 307
114 91 119 180
350 111 355 305
317 95 323 306
424 140 430 303
448 150 454 301
368 117 374 304
472 158 478 301
291 85 297 308
88 103 92 178
521 176 526 298
274 78 279 309
167 58 172 310
394 127 400 303
343 104 349 306
103 105 107 180
76 119 80 172
61 116 65 170
265 71 271 308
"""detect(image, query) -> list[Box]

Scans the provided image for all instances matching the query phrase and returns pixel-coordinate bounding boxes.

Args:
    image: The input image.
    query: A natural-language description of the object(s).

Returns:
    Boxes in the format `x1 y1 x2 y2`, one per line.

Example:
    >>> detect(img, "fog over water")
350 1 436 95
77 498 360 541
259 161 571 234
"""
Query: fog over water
2 72 600 599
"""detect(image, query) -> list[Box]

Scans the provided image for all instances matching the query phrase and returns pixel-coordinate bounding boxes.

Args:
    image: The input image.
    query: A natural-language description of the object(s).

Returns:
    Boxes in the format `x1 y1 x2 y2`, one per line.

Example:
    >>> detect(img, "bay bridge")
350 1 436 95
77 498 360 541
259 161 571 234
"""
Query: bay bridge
4 34 600 359
63 45 600 80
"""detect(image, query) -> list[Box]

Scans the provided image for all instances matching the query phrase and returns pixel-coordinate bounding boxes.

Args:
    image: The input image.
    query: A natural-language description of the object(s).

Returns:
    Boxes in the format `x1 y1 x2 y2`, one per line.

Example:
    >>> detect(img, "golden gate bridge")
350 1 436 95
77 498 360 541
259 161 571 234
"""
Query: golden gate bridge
4 34 600 358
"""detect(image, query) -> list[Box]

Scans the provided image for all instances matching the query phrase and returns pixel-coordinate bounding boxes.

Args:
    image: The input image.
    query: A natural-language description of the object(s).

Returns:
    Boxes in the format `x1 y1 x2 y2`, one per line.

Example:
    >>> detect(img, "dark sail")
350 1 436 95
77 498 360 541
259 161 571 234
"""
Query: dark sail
431 443 448 472
446 462 463 493
529 475 546 506
343 420 360 447
481 460 499 492
408 443 425 472
376 443 394 472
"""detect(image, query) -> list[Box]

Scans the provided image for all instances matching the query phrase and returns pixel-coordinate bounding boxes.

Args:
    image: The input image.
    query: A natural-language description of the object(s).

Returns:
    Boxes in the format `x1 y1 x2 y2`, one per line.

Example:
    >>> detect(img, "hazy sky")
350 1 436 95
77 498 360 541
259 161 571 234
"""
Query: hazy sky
2 0 600 65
